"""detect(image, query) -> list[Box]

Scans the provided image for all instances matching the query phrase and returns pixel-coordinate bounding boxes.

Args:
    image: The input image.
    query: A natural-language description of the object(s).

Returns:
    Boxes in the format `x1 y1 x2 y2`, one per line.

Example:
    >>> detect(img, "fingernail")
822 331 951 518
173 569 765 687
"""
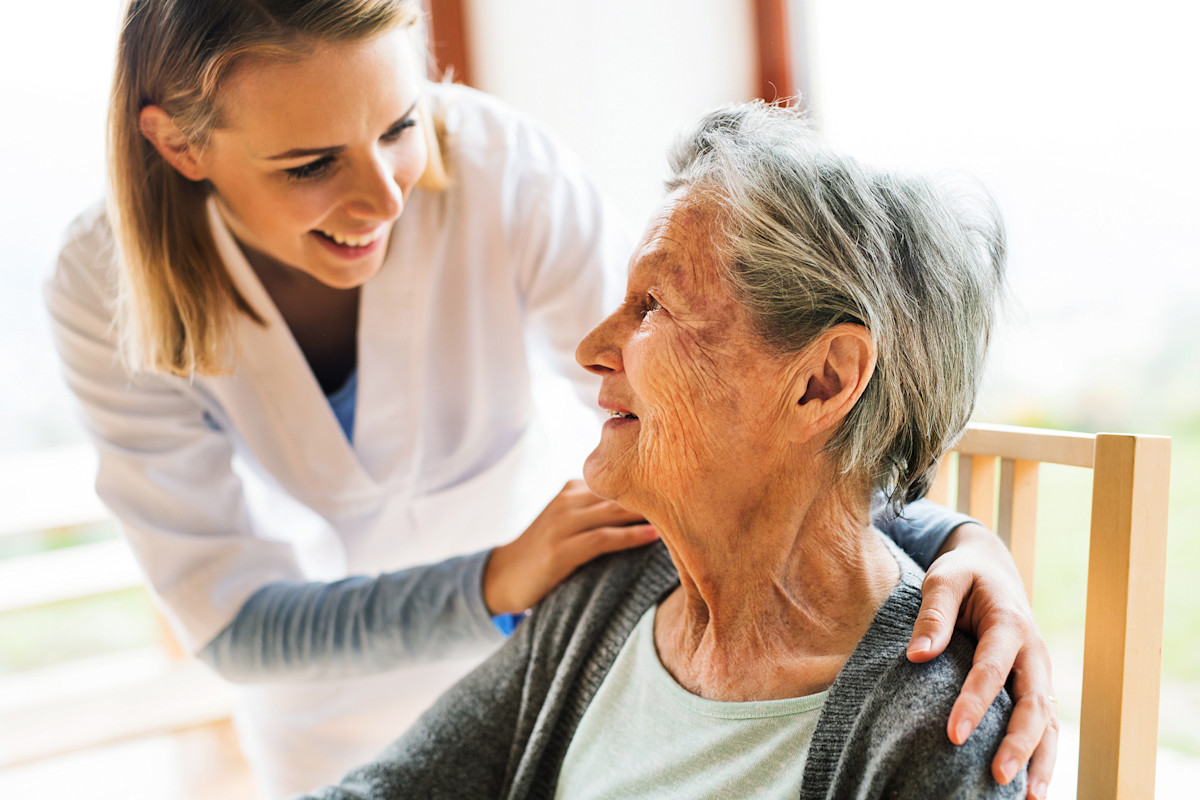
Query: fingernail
954 720 972 744
907 636 932 657
999 758 1019 784
1029 779 1047 799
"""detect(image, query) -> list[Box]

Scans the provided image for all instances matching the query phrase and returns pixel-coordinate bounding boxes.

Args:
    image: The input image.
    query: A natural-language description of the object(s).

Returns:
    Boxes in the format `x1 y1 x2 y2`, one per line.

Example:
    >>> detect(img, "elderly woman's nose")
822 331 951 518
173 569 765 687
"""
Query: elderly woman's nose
576 312 623 374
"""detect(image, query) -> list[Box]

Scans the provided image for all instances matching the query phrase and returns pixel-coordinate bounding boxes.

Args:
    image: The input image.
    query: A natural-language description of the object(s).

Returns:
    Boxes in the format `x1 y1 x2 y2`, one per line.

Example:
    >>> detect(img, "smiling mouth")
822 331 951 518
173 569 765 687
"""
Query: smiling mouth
608 410 638 420
313 227 386 248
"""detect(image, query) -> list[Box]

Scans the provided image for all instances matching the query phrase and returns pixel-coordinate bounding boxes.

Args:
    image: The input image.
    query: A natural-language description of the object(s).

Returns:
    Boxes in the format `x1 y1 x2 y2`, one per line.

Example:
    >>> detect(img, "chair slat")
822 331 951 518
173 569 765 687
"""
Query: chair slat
967 454 997 529
956 455 972 514
940 423 1169 799
927 454 953 508
957 423 1096 468
997 458 1039 600
997 459 1014 546
0 539 142 614
1078 434 1171 800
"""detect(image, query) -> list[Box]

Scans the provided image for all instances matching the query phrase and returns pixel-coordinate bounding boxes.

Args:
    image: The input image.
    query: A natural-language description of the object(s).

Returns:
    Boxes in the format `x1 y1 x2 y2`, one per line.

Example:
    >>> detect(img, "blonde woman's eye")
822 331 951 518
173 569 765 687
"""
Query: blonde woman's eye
380 118 417 143
647 294 662 312
284 155 335 181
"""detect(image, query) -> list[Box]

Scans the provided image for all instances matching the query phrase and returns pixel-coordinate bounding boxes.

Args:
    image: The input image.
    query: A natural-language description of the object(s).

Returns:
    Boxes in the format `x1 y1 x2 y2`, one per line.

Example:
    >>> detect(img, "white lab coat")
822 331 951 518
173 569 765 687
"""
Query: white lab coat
46 84 631 797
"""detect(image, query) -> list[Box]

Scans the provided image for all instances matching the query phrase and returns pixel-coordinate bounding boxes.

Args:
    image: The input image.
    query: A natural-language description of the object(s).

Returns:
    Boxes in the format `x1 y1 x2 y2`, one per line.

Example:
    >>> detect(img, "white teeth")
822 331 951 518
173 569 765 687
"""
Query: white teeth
320 227 385 247
608 410 636 419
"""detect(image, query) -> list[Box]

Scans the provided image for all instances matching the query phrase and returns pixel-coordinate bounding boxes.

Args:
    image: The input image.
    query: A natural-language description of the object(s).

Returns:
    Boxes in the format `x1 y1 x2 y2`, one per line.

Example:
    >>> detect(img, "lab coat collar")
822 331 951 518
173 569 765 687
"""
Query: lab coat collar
205 198 389 512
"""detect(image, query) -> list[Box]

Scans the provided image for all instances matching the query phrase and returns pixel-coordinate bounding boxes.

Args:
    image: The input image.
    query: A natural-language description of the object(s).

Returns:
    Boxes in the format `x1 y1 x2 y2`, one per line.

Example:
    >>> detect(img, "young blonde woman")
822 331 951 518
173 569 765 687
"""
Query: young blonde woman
46 1 1057 797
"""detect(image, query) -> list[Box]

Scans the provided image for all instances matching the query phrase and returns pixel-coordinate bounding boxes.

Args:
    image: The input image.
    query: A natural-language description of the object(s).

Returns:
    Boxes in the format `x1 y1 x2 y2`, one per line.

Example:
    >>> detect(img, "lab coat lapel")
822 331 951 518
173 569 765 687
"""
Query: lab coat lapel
354 188 438 492
206 201 381 511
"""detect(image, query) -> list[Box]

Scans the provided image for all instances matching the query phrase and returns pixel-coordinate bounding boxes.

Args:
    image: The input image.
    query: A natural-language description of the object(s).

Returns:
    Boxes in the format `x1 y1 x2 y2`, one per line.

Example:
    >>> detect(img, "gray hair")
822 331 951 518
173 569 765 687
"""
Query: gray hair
666 101 1005 510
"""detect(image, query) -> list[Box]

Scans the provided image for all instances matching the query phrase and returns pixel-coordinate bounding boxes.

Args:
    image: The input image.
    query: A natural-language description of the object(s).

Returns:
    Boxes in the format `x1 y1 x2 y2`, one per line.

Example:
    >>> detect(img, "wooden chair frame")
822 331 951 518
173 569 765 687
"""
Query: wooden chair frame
928 423 1171 799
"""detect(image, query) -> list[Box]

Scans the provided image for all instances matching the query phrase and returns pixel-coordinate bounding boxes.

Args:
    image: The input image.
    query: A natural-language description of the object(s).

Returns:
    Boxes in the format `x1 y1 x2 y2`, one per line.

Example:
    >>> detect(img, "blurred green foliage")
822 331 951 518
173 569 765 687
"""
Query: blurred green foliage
0 588 158 674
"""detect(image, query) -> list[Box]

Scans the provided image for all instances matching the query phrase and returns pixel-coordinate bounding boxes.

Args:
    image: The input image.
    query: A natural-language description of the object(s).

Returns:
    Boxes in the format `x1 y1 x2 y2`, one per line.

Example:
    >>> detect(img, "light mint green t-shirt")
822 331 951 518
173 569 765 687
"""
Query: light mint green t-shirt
554 606 827 799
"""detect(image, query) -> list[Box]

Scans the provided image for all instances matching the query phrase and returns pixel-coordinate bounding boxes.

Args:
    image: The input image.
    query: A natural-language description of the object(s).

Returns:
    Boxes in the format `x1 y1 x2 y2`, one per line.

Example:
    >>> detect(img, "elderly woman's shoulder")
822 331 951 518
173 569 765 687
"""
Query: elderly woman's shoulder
542 539 676 615
809 561 1024 797
521 541 676 660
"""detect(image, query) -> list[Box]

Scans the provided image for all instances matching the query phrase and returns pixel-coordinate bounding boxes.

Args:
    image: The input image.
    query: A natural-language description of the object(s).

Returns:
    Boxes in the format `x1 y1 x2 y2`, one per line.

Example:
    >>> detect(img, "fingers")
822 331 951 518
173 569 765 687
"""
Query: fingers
572 499 647 530
990 642 1057 791
562 524 658 564
485 483 654 614
920 520 1055 791
907 568 969 663
549 479 603 509
947 621 1020 746
544 480 648 535
990 688 1057 787
1023 709 1059 800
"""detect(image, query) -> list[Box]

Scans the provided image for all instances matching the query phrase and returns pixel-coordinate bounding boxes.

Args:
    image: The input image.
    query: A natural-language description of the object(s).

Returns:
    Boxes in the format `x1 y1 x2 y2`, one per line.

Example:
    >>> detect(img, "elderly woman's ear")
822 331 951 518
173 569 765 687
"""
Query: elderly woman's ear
788 323 877 443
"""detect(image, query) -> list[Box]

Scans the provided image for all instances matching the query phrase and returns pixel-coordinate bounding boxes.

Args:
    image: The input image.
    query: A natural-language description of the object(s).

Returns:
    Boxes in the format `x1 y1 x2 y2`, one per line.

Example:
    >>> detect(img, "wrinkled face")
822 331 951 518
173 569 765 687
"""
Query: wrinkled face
576 193 799 517
196 28 428 289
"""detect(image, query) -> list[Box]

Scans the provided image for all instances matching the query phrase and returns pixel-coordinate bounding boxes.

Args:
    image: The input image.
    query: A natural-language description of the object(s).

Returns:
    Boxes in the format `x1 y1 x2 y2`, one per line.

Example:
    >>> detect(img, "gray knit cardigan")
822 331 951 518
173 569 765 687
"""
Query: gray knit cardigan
300 540 1024 799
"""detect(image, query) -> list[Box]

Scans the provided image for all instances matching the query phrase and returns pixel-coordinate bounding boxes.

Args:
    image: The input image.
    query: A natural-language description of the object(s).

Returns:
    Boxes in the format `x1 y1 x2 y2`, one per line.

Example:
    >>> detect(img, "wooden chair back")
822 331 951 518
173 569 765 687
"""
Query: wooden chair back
928 423 1171 800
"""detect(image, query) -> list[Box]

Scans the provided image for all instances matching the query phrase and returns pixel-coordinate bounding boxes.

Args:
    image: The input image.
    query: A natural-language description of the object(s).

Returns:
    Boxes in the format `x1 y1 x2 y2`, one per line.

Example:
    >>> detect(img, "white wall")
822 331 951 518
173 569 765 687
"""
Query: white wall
464 0 1200 430
8 0 1198 454
0 0 125 452
801 0 1200 427
465 0 757 229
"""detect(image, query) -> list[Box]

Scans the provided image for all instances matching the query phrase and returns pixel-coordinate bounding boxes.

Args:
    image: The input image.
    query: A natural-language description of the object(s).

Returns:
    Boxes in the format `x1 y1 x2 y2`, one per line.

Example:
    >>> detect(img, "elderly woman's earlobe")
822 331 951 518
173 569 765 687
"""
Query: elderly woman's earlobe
789 324 877 443
138 105 208 182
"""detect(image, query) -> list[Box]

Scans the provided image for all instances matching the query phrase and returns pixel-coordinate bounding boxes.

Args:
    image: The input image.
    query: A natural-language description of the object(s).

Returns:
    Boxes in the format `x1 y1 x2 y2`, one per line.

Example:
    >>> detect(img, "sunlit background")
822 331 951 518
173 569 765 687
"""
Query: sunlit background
2 0 1197 796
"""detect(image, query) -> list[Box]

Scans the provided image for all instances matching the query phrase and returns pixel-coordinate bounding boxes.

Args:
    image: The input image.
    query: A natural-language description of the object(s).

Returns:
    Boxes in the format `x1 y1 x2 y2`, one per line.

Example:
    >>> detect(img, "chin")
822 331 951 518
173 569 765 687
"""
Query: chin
583 452 645 514
581 452 618 502
316 271 373 291
313 257 385 290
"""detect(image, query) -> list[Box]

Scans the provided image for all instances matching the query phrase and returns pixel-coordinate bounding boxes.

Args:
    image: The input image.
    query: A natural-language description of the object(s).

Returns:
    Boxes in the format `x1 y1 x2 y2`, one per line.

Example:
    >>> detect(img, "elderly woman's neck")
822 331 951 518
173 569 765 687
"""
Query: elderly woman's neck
652 480 900 703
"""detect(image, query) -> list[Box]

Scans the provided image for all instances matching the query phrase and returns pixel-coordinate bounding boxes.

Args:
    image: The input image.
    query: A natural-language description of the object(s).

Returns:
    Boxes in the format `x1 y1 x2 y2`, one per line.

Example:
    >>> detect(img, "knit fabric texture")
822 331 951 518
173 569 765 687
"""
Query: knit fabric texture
299 538 1024 799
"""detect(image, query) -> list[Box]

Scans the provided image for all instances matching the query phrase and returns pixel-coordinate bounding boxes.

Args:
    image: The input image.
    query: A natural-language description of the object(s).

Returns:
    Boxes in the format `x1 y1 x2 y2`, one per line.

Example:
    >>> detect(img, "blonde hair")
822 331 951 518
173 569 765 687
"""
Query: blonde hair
108 0 445 375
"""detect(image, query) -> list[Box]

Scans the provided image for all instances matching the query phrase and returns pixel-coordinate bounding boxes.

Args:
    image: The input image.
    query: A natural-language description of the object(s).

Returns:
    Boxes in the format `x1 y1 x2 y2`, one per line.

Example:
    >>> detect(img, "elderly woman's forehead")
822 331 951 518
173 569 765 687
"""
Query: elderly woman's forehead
654 191 718 232
635 197 723 282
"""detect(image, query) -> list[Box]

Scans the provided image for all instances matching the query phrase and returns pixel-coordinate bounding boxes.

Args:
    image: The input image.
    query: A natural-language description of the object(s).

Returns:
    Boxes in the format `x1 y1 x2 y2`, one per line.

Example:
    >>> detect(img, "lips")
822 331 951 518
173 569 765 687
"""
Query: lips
313 226 386 248
599 397 638 420
310 225 389 261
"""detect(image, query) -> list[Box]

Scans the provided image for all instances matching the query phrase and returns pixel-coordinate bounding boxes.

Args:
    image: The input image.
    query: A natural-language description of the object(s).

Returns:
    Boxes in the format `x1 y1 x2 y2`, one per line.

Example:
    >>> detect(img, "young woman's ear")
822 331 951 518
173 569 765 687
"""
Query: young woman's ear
789 323 877 443
139 106 207 182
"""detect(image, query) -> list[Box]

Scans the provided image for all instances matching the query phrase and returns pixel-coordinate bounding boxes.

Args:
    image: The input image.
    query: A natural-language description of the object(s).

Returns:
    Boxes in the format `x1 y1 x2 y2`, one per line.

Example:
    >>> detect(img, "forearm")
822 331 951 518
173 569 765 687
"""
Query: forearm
199 550 504 682
875 497 976 570
930 519 1015 566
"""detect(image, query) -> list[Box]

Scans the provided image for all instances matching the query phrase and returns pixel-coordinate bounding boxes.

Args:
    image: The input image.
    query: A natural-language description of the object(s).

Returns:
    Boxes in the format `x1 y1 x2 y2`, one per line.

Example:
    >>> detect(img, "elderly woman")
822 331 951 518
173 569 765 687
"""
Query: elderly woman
302 102 1024 799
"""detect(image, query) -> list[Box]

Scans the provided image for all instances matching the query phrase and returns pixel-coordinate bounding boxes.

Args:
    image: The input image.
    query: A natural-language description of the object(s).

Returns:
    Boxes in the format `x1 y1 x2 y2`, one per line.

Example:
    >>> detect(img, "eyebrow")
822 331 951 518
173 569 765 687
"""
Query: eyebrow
264 98 420 161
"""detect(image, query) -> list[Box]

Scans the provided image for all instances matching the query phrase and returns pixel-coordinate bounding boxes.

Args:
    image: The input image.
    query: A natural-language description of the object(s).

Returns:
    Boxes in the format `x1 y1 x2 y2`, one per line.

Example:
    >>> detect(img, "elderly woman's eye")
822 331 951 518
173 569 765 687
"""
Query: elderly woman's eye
645 294 662 314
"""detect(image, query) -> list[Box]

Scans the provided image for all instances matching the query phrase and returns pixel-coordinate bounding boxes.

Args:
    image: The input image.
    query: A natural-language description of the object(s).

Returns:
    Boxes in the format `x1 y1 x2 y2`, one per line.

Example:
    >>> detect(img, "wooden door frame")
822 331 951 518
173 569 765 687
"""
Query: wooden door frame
425 0 473 85
753 0 797 102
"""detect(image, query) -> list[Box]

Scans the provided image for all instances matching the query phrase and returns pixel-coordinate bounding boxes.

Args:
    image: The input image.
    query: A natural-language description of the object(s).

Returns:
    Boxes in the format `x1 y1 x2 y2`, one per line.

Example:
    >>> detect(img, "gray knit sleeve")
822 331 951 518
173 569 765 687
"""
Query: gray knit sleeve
292 574 543 799
199 550 504 682
296 649 530 799
292 544 674 799
874 497 974 570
